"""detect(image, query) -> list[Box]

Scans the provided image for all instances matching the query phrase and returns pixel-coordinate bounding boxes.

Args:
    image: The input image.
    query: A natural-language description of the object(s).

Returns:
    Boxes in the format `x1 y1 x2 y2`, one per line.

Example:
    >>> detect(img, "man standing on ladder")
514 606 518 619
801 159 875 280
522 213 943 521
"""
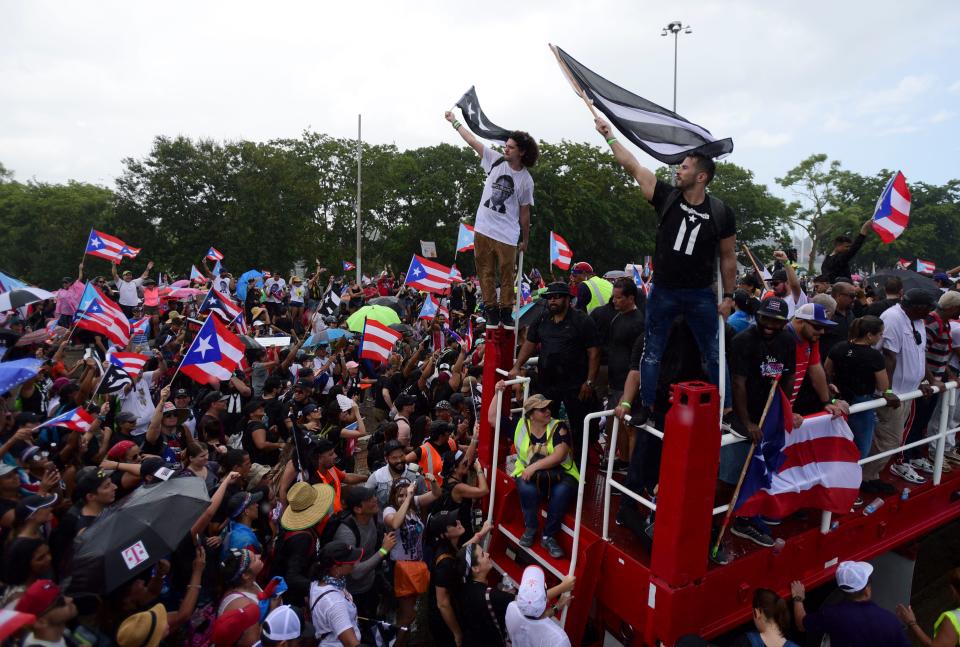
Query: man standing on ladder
596 117 737 425
444 111 538 329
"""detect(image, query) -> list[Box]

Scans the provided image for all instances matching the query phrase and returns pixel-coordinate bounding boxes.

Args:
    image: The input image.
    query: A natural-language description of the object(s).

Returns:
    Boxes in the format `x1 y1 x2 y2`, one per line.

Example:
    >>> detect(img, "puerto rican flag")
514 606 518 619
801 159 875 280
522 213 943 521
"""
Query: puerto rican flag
464 318 474 352
177 314 246 384
735 387 861 517
76 287 131 347
36 407 95 433
198 288 242 323
404 254 453 295
456 223 475 252
871 171 911 244
343 261 356 272
418 294 439 319
190 265 207 283
519 282 532 307
206 246 224 261
897 258 911 270
359 318 402 363
917 258 936 275
632 266 651 297
230 311 249 335
549 231 573 270
130 316 151 338
85 229 139 264
211 260 222 277
108 351 150 379
449 264 463 282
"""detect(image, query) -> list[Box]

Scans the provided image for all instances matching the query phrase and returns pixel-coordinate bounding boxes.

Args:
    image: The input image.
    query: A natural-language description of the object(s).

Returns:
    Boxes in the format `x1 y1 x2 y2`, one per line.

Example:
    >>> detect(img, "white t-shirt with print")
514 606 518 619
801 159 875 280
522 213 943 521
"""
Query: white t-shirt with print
309 582 360 647
784 290 809 319
949 320 960 371
265 278 286 303
474 146 534 247
290 283 306 303
880 304 927 394
505 602 570 647
120 370 156 436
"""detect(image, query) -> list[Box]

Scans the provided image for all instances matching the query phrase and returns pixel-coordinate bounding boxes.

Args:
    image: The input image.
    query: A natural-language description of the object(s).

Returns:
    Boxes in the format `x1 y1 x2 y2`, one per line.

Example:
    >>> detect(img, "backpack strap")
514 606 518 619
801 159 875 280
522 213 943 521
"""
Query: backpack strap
487 156 507 176
657 187 730 240
310 588 343 642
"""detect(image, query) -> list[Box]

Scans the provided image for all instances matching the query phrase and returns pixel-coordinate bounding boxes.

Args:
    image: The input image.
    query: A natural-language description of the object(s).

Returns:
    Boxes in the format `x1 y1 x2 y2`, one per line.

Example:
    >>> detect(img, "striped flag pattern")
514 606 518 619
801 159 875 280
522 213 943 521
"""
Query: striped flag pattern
343 261 356 272
76 287 131 347
178 314 246 384
897 258 911 270
418 294 439 319
549 231 573 270
206 246 224 261
871 171 911 244
84 229 139 264
456 223 476 252
404 255 453 295
198 288 242 323
552 45 733 164
36 407 95 433
108 351 150 379
449 264 463 282
917 258 936 274
360 318 402 363
190 265 206 283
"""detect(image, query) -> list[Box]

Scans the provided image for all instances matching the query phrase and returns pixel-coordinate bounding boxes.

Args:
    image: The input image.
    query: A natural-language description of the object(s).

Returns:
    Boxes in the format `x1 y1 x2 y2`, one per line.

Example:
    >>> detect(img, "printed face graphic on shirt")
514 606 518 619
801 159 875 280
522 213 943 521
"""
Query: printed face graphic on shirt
672 202 711 256
760 355 785 379
483 174 514 214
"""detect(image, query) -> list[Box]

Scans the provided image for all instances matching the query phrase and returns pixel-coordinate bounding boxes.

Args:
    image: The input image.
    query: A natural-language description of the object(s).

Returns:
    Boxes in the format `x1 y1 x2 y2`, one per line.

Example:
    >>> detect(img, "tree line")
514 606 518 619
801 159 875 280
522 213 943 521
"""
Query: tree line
0 135 957 289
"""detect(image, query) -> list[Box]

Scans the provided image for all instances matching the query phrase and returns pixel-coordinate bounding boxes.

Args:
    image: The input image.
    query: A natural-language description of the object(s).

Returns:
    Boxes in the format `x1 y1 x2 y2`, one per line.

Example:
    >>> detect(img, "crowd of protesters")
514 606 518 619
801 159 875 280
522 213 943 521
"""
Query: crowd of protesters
0 125 959 647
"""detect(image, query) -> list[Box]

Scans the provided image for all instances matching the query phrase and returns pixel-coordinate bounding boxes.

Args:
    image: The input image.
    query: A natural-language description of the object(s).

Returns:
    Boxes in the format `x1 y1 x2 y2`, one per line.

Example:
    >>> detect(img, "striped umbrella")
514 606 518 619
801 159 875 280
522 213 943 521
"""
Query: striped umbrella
0 287 54 311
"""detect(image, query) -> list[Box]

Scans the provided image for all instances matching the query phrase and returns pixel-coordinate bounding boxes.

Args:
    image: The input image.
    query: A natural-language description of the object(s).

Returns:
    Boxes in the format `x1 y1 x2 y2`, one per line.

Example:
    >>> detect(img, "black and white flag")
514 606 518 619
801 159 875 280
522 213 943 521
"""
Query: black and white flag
552 45 734 164
318 288 341 318
455 86 513 145
95 362 133 396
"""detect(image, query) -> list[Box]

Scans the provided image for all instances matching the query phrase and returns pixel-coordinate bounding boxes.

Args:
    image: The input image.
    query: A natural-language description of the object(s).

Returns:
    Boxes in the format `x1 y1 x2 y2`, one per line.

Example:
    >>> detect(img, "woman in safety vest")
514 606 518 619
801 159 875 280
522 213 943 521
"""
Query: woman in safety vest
505 387 580 559
898 566 960 646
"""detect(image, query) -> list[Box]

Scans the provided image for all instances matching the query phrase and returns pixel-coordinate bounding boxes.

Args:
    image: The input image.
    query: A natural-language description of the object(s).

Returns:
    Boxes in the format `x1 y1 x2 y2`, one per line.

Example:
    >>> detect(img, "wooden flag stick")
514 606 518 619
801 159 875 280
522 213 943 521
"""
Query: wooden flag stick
741 243 772 291
711 376 781 557
549 44 599 119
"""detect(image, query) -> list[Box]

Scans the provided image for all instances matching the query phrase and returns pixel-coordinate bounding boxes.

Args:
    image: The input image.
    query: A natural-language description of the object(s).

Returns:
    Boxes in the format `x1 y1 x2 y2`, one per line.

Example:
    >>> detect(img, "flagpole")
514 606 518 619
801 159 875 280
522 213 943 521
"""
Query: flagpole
711 377 780 558
355 114 362 286
716 255 726 425
741 244 772 292
549 44 600 119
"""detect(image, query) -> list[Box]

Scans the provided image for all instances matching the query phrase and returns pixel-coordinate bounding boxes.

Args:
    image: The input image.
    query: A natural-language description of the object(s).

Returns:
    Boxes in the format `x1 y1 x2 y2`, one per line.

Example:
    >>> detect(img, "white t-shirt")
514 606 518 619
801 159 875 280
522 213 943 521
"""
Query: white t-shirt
784 290 809 319
383 504 425 562
505 602 570 647
120 370 156 436
880 304 927 394
116 278 143 306
290 284 306 303
214 277 231 295
309 583 360 647
474 146 534 246
265 278 287 303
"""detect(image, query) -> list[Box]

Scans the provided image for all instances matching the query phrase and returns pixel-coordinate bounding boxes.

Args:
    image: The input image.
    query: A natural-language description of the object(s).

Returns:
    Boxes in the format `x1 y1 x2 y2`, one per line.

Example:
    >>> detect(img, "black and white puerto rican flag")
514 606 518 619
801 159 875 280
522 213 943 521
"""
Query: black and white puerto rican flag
95 362 133 396
553 45 734 164
455 86 513 145
318 288 341 318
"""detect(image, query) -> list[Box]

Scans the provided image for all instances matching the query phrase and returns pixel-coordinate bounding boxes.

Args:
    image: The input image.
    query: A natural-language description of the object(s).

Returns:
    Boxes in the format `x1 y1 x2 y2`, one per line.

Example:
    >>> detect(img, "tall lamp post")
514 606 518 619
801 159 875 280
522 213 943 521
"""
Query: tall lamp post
661 20 692 113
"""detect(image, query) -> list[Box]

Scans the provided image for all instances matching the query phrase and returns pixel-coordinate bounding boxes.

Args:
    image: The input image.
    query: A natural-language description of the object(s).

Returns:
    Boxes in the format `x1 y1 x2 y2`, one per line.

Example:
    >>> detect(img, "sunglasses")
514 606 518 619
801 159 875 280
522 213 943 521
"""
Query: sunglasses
913 327 922 346
546 295 567 301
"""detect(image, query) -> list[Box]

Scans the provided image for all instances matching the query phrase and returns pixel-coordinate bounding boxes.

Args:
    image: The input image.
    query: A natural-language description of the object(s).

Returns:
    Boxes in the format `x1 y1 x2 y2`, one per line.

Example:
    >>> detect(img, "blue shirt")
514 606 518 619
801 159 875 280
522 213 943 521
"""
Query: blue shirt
803 599 910 647
222 521 261 559
728 310 753 334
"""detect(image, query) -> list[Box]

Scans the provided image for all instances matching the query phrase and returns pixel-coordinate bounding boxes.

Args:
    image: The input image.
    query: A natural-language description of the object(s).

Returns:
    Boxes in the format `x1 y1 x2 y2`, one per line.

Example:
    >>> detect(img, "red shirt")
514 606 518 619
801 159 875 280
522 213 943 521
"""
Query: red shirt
377 277 394 296
788 323 820 403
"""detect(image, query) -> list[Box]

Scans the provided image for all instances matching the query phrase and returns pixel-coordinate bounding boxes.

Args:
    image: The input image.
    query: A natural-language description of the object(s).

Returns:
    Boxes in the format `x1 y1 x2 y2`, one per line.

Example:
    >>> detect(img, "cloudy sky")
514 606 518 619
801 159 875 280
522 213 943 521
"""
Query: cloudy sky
2 0 959 194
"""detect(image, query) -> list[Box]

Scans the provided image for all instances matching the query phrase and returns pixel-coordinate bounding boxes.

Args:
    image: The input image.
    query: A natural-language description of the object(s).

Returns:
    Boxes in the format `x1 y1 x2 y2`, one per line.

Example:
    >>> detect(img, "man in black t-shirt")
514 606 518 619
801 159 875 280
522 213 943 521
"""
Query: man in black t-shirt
601 278 645 470
595 117 737 424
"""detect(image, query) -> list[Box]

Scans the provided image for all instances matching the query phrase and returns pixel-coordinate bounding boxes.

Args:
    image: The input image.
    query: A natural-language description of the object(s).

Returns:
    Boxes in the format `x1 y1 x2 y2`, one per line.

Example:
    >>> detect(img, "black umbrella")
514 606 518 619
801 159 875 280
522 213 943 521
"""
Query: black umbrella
0 287 55 312
388 323 414 336
238 334 264 350
865 269 940 301
518 299 547 329
67 477 210 594
368 296 403 315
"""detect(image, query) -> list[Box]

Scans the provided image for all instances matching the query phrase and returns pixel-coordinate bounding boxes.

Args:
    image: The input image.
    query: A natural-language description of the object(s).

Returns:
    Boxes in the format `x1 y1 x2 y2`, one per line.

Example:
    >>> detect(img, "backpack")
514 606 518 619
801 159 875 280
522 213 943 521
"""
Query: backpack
271 529 317 580
317 511 385 552
183 602 217 647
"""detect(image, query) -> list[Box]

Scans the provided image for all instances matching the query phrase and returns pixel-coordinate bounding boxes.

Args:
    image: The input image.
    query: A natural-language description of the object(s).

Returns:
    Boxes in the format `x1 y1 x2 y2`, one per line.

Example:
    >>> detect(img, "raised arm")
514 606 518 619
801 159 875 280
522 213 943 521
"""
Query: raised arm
595 117 656 201
445 111 484 157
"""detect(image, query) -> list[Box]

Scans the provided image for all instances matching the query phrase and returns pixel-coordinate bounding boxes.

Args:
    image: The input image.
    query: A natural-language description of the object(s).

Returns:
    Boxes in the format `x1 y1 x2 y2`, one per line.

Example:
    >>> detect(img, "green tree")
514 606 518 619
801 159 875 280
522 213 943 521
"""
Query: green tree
776 153 843 272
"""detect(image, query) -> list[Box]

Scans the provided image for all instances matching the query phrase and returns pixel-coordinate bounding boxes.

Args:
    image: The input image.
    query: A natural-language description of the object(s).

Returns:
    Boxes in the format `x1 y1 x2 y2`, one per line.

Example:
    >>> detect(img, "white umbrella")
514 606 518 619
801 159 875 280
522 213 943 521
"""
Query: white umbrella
0 287 55 311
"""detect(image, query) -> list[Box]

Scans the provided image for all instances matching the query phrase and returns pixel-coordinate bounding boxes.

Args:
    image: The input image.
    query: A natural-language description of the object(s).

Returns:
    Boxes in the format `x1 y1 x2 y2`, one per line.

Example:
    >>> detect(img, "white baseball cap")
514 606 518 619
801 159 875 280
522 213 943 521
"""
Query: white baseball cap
515 565 547 618
262 604 301 641
836 560 873 593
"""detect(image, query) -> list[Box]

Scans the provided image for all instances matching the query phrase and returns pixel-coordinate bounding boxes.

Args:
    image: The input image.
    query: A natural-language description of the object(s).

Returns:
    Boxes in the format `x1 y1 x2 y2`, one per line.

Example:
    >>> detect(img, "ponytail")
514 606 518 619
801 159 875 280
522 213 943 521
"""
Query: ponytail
849 315 883 342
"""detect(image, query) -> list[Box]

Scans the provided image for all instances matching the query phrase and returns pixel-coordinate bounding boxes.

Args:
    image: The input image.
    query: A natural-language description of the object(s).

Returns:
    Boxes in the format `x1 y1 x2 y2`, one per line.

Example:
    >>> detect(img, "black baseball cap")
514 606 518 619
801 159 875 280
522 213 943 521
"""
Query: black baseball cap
902 288 937 309
756 296 789 320
426 510 460 540
319 541 363 564
173 388 191 399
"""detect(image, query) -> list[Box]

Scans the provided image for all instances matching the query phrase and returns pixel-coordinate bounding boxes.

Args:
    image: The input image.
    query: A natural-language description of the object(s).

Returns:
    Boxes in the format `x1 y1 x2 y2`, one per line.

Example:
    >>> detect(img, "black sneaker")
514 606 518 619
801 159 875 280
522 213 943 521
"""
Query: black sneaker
485 307 501 328
519 528 536 548
628 404 651 428
710 542 732 565
759 515 782 527
616 506 647 536
541 536 565 559
730 519 775 547
500 308 515 329
862 479 896 495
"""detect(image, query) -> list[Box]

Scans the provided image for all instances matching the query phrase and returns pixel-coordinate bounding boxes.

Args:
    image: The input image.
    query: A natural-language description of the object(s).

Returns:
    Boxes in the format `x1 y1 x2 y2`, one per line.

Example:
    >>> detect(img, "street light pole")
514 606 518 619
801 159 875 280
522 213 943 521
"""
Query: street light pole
661 20 692 113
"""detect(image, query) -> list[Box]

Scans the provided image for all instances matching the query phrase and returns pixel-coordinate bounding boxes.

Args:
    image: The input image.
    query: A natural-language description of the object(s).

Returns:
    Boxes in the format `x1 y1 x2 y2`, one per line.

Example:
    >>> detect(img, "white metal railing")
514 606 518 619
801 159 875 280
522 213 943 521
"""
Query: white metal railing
485 374 530 544
600 414 660 541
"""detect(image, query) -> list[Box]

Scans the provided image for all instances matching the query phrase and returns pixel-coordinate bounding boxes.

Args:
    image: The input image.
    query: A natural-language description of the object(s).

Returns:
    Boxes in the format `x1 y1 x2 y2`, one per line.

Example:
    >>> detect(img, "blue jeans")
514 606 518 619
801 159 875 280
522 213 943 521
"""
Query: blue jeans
641 285 731 408
515 474 577 538
847 394 878 460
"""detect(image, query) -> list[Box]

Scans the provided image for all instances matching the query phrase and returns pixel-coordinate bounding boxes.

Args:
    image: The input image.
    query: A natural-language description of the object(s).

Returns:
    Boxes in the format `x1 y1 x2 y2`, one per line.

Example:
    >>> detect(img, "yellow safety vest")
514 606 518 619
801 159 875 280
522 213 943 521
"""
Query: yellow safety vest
511 418 580 481
584 276 613 313
934 609 960 644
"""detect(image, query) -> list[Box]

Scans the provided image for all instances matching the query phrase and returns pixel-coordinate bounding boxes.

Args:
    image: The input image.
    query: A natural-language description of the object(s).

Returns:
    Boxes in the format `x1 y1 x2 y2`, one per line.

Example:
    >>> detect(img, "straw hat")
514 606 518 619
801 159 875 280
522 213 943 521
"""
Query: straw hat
281 482 335 530
116 603 168 647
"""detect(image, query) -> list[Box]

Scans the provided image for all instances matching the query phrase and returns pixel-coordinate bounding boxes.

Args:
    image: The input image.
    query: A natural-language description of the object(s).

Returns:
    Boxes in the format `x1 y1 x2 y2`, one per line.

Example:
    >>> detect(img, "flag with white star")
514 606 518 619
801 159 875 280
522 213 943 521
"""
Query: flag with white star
455 86 513 145
177 314 246 384
403 254 453 295
198 288 242 323
84 228 138 264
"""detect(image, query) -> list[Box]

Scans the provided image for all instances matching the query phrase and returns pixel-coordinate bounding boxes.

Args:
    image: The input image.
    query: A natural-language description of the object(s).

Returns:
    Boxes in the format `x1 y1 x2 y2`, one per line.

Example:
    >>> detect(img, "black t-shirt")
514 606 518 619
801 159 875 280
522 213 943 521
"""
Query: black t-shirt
590 302 617 363
606 308 645 390
819 309 853 361
459 579 512 647
428 548 460 642
650 181 735 289
827 342 885 400
527 307 599 390
729 326 796 425
373 374 400 411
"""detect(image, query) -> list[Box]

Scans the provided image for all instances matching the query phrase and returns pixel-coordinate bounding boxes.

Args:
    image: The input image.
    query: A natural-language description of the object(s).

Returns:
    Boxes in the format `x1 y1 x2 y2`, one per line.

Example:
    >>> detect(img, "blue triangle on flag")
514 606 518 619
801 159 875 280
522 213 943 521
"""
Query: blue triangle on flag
409 258 425 279
86 300 104 315
182 319 223 366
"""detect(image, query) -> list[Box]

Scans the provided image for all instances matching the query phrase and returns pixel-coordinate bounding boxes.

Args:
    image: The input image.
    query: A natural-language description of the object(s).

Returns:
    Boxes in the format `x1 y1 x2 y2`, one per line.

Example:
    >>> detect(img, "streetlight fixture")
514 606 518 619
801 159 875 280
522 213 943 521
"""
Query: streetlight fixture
661 20 692 112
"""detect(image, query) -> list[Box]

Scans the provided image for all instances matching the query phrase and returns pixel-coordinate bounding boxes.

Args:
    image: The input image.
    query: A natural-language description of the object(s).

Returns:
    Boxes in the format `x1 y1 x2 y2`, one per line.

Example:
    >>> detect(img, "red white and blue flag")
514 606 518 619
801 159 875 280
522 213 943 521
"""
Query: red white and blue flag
190 265 207 283
85 229 139 264
36 407 95 433
360 318 402 363
871 171 911 244
343 261 356 272
917 258 936 275
549 232 573 270
465 318 475 352
456 223 475 252
177 314 246 384
130 316 151 338
230 312 249 335
897 258 911 270
632 266 651 297
211 260 222 277
449 264 463 282
198 288 242 323
735 387 861 517
206 246 224 261
404 255 452 295
76 287 131 347
418 294 439 319
519 282 533 307
108 351 149 379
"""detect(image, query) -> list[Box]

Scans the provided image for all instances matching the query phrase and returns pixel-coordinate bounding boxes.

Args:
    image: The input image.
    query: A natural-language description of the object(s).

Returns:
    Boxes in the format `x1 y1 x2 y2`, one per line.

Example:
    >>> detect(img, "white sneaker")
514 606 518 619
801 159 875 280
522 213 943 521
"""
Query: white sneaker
910 457 936 474
891 462 927 484
920 455 952 472
944 449 960 464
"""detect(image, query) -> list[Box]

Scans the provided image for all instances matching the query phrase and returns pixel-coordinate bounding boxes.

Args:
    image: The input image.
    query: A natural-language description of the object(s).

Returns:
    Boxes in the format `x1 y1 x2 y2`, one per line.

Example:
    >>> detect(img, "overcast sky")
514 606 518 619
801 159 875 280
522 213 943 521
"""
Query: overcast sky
2 0 959 195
